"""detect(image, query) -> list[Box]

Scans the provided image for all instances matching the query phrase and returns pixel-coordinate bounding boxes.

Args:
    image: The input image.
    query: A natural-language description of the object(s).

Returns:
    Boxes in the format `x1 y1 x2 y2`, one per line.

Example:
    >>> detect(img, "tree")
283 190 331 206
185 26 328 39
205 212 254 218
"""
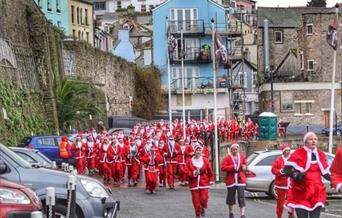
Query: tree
56 80 103 131
307 0 326 7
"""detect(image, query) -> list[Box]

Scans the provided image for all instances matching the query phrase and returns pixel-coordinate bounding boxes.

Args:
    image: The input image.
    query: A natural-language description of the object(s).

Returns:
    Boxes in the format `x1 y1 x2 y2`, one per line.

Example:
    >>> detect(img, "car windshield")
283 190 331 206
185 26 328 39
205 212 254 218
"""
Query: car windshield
35 151 52 164
0 144 32 168
247 153 259 165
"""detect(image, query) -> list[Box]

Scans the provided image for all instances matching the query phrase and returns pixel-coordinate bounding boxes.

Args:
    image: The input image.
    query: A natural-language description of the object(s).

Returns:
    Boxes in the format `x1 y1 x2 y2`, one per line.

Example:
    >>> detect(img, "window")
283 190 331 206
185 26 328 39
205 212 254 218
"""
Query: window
47 0 52 11
307 24 313 35
294 100 314 115
86 32 89 42
85 9 89 26
300 51 304 70
16 153 37 164
117 1 121 9
239 73 244 86
252 73 257 86
80 8 83 25
56 0 61 13
78 30 81 39
149 5 154 11
81 31 84 40
308 60 314 71
256 155 280 166
274 31 283 43
94 2 106 10
71 6 75 24
77 7 79 24
280 91 294 112
72 29 76 37
141 4 146 12
38 138 56 147
171 66 200 89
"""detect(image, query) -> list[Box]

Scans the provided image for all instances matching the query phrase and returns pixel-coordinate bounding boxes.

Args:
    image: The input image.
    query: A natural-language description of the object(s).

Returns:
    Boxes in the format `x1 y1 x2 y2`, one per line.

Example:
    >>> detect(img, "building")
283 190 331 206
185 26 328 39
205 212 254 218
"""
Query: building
94 27 114 52
257 7 342 126
69 0 94 44
93 0 165 16
153 0 236 118
34 0 69 33
113 29 135 62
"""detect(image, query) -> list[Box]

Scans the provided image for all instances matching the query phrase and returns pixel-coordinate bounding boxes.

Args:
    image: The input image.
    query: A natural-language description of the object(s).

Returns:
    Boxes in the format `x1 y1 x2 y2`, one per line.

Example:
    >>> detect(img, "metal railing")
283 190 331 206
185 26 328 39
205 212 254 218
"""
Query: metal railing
169 46 212 64
167 20 205 35
170 76 228 91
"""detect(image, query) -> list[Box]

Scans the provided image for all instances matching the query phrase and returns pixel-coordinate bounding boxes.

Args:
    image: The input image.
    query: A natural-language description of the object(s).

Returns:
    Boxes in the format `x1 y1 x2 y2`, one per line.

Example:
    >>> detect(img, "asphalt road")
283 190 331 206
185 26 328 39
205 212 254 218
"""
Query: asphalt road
111 184 342 218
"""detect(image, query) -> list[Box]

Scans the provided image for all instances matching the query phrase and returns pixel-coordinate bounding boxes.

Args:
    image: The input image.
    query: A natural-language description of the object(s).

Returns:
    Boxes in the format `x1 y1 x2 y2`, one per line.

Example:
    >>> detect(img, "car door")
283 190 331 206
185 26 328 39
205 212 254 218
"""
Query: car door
251 154 280 190
36 137 59 162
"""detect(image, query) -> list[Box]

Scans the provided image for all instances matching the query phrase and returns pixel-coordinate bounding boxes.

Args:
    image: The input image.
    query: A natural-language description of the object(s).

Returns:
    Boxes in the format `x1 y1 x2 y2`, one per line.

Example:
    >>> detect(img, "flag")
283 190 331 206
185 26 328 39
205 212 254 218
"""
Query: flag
214 31 231 69
326 15 338 50
167 25 177 58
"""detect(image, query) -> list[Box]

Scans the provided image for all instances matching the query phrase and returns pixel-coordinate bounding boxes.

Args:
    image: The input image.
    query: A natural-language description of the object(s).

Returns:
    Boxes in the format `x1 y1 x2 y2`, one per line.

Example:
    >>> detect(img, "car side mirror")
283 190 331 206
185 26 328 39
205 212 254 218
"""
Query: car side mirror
0 160 7 174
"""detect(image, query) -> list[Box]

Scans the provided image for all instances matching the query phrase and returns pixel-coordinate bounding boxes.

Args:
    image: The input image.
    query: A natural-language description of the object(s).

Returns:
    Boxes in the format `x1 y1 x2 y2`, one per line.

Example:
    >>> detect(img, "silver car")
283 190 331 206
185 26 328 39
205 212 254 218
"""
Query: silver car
246 150 336 198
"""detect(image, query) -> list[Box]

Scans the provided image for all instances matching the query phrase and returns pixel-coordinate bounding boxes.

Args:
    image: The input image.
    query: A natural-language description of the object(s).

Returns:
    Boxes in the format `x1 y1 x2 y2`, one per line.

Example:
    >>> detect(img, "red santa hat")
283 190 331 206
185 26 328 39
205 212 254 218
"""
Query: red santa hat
230 142 239 150
303 131 317 144
280 143 290 152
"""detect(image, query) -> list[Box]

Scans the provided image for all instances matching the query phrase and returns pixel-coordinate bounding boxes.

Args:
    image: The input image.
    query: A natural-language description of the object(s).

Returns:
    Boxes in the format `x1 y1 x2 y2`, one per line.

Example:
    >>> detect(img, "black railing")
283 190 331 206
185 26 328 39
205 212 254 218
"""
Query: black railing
170 46 211 64
168 20 205 35
170 76 228 91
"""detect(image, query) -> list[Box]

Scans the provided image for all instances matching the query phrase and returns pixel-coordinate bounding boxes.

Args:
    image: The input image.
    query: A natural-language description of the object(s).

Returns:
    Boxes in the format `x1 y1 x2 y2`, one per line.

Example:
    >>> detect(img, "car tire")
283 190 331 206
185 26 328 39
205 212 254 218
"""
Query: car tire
267 180 277 199
336 130 341 136
55 203 80 218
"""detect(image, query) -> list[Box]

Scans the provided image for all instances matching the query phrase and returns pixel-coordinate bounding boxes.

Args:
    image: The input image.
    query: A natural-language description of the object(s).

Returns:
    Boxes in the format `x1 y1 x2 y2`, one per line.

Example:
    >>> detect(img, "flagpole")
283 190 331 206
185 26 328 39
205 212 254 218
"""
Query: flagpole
211 18 219 182
167 17 173 133
181 29 186 139
328 5 339 154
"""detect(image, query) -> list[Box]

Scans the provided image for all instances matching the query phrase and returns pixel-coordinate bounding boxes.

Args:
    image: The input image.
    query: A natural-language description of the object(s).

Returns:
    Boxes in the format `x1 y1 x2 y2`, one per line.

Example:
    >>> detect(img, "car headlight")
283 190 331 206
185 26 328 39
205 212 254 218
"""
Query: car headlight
0 188 31 204
81 179 109 198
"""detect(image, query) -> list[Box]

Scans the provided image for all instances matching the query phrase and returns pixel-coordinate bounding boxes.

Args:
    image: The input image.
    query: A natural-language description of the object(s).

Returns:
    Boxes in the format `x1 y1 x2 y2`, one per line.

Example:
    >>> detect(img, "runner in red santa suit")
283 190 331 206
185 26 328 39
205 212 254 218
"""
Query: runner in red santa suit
99 137 111 182
331 145 342 194
118 135 128 183
73 135 87 175
157 139 166 187
185 138 197 163
284 132 331 218
220 143 247 218
244 118 254 141
271 144 294 218
187 144 214 218
107 141 123 186
126 141 141 187
177 138 188 186
85 135 98 176
163 135 181 189
141 141 163 194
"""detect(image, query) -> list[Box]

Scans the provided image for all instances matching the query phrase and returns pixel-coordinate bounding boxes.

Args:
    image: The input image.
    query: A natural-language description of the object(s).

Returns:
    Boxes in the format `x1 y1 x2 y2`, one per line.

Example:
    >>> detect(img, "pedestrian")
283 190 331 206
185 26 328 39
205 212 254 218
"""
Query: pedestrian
220 143 247 218
127 141 141 187
163 135 181 189
107 140 122 186
187 143 214 218
85 135 97 176
271 144 294 218
330 144 342 194
177 138 188 186
73 134 86 175
284 132 331 218
59 135 71 164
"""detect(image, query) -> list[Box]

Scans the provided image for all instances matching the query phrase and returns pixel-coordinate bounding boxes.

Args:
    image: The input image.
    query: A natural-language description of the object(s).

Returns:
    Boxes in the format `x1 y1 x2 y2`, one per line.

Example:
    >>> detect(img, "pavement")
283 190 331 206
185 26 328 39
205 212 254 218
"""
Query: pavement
108 180 342 218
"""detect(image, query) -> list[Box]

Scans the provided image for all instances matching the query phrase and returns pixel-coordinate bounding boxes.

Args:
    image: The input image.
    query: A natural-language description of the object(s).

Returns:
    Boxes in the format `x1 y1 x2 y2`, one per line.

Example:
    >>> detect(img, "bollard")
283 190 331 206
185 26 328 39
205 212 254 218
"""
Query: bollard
61 162 66 171
66 174 76 218
69 165 74 173
45 187 55 218
31 211 43 218
51 161 57 169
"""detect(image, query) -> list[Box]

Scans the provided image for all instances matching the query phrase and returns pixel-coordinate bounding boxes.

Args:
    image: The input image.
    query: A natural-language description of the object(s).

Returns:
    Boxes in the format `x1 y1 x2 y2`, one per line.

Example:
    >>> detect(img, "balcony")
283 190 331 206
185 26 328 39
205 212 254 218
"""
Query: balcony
169 76 228 94
168 20 205 36
169 46 212 64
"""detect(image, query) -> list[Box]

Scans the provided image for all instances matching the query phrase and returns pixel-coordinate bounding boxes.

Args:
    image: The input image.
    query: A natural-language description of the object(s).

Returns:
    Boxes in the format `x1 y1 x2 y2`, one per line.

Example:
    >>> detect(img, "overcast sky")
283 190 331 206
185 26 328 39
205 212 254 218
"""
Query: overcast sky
257 0 339 7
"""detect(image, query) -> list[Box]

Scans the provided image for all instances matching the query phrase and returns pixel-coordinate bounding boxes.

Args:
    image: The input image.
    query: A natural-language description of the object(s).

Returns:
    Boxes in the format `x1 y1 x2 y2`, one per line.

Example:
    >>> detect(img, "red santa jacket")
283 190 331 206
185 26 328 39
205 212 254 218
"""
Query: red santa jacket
85 141 98 159
187 156 214 190
177 145 187 165
162 141 181 164
271 155 289 189
221 154 247 187
141 150 163 172
331 146 342 192
73 141 86 159
99 142 109 163
106 144 122 164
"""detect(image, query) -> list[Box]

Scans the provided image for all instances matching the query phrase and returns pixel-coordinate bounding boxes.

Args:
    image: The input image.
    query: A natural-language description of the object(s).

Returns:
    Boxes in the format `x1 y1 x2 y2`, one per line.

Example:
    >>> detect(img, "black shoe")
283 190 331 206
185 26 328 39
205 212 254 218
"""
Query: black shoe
229 213 234 218
240 215 246 218
201 208 206 217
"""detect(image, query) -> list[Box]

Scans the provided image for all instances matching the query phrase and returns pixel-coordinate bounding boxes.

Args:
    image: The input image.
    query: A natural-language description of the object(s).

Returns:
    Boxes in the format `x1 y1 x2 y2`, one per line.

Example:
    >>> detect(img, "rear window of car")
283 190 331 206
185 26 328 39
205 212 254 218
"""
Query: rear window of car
38 138 56 146
256 154 280 166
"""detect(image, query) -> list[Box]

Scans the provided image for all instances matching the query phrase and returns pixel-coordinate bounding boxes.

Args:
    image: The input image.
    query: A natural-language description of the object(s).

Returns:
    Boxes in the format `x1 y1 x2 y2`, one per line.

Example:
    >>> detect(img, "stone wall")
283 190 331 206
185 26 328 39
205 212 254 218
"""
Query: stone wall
63 41 136 118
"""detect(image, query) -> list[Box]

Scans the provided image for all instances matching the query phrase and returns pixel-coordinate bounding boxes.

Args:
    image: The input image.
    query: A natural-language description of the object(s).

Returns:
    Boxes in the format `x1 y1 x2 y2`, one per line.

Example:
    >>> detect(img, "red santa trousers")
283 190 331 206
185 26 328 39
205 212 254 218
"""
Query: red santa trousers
158 165 166 186
276 189 289 218
103 162 112 180
87 157 96 170
166 163 177 187
120 161 126 180
127 161 140 182
111 162 122 183
75 157 86 175
178 164 188 183
191 189 209 217
145 170 158 192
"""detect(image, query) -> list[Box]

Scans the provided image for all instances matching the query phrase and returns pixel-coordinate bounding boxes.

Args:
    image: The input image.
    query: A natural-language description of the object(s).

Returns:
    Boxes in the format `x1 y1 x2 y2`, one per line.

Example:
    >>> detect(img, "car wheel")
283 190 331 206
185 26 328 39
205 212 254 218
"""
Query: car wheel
267 180 277 199
55 203 79 218
336 130 341 136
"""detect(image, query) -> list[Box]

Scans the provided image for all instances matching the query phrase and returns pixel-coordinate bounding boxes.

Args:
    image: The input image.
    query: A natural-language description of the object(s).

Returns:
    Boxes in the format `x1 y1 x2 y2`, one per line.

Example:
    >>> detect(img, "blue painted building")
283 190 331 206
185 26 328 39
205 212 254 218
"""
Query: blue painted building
113 30 136 63
34 0 69 33
152 0 234 117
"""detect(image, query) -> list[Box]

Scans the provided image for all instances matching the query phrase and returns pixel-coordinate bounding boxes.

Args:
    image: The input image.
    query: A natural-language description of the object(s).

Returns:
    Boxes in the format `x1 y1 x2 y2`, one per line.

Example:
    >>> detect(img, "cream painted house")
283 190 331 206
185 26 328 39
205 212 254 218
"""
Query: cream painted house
69 0 94 45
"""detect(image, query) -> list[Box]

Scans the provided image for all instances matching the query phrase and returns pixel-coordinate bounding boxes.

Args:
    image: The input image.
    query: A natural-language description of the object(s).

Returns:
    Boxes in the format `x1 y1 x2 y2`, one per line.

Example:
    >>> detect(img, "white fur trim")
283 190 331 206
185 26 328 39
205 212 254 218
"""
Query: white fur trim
336 183 342 192
275 185 288 190
286 202 325 211
285 161 305 173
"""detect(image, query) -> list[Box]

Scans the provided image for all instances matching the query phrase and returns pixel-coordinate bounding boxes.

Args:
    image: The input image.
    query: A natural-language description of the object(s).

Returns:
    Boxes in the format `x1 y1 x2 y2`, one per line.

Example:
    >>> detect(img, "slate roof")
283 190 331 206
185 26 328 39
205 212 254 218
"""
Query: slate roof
257 7 334 28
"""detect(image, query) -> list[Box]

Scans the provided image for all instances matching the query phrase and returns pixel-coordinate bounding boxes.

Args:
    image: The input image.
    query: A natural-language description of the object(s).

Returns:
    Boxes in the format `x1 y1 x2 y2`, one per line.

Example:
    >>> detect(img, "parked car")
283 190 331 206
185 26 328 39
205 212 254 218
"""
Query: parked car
10 147 53 168
246 150 336 198
0 143 119 218
19 135 74 166
321 123 342 136
108 116 145 129
0 178 42 218
108 128 132 137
